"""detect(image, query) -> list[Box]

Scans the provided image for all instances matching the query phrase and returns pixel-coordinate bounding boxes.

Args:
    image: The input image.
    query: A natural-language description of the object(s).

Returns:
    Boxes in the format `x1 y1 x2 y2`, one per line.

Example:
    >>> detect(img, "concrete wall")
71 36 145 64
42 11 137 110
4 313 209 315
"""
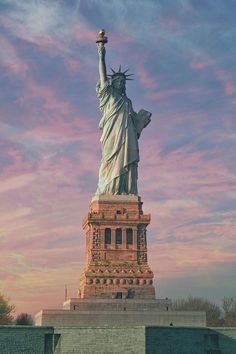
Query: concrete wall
0 326 54 354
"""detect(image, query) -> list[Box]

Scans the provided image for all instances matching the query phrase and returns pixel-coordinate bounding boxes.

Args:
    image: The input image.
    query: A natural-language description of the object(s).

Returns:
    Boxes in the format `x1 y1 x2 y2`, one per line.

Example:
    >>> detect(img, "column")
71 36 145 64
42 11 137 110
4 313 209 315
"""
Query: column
133 227 138 251
122 227 127 249
111 227 116 249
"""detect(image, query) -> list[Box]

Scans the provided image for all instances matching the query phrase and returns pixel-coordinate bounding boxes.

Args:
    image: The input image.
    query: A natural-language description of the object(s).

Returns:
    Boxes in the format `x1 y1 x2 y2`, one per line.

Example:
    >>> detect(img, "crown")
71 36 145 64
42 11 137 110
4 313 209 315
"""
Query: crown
108 65 134 81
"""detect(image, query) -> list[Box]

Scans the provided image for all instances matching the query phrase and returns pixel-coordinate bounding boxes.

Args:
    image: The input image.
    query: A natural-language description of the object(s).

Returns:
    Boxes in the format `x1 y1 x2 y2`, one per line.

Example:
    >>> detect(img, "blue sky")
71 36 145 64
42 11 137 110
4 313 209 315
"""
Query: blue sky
0 0 236 314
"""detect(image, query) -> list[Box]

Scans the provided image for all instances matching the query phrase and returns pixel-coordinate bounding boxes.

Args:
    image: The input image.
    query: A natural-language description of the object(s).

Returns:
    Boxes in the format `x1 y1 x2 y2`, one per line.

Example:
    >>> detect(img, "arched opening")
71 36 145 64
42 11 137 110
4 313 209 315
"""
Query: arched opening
105 228 111 244
115 228 122 244
126 228 133 245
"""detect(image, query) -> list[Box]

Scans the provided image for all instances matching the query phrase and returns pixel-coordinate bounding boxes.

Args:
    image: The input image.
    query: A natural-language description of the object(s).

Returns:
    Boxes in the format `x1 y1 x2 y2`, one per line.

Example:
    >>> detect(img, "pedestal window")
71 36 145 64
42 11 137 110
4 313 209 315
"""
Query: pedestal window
105 228 111 244
126 228 133 245
115 228 122 244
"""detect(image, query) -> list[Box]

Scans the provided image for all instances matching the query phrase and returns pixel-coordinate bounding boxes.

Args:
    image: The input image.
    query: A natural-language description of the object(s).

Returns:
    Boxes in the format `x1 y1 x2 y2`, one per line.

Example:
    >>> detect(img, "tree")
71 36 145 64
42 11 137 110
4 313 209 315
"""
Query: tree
0 293 15 324
222 296 236 326
15 313 34 326
172 296 222 326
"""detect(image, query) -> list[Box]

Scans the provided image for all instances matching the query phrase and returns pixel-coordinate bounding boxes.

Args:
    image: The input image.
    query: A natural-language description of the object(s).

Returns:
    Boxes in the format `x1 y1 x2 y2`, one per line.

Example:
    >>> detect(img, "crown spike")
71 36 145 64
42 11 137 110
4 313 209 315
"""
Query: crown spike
108 67 135 81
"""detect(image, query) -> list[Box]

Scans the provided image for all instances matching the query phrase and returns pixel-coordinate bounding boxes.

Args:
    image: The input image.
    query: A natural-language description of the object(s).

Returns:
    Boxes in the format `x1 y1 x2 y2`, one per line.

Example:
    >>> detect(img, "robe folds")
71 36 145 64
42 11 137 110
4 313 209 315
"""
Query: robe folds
96 80 151 195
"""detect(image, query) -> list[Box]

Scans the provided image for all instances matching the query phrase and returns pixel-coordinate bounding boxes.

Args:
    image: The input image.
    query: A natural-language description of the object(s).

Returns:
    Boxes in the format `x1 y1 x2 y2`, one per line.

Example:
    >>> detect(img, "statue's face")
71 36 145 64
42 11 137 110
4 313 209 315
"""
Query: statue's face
112 75 126 91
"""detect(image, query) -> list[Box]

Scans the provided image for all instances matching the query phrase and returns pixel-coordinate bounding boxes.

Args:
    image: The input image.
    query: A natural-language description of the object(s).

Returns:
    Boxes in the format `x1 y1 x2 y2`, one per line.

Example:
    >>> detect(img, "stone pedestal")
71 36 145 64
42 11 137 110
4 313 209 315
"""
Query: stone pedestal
35 195 206 328
35 298 206 327
79 195 155 300
35 307 206 327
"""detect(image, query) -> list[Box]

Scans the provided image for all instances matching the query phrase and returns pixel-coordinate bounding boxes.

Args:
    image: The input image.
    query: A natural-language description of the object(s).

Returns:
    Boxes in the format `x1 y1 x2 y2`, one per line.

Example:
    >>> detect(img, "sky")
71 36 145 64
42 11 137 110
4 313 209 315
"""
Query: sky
0 0 236 316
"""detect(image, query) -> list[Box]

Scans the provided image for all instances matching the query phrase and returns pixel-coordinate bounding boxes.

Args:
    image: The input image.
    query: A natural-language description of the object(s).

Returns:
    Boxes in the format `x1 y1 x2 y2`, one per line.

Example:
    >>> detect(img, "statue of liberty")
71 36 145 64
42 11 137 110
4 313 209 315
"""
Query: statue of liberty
95 30 151 196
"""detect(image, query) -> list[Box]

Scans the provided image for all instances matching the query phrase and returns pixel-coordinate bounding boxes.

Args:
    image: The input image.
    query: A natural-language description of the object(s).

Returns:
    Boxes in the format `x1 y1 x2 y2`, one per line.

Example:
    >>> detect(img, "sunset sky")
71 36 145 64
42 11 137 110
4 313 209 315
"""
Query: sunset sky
0 0 236 316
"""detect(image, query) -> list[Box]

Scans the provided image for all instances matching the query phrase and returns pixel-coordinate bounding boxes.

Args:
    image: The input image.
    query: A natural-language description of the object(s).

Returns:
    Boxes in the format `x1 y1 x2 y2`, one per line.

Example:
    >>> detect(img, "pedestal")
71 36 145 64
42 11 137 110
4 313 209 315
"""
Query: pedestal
35 195 206 328
79 195 155 300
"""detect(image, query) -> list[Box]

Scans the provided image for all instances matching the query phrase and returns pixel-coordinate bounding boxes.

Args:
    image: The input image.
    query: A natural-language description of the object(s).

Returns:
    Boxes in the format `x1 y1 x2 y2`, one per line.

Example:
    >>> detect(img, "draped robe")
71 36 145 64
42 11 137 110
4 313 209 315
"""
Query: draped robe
96 80 150 195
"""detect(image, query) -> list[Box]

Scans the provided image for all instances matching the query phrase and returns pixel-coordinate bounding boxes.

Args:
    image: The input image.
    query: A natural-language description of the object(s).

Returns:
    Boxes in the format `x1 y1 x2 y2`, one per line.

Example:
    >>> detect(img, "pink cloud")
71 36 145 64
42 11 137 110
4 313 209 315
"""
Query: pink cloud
9 69 98 143
73 28 99 43
65 57 82 74
0 147 36 188
0 35 28 75
18 77 73 116
159 17 182 31
1 264 83 315
190 60 210 70
0 173 36 193
0 16 66 66
215 69 236 96
139 135 233 198
111 32 134 45
23 118 96 145
149 227 236 281
137 67 158 90
224 83 236 95
148 88 182 100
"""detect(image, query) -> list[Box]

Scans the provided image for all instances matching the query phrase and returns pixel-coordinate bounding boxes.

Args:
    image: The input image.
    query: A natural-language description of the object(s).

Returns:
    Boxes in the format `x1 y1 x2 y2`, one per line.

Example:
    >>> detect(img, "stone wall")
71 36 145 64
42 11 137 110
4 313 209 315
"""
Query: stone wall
54 326 236 354
212 328 236 354
0 326 54 354
1 325 236 354
54 326 145 354
36 309 206 327
146 327 217 354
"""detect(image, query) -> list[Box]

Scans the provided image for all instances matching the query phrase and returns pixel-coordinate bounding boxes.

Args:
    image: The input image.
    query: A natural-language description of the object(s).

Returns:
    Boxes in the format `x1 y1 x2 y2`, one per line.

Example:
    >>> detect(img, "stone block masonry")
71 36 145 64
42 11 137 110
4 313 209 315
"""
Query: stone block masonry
53 326 145 354
36 308 206 327
213 328 236 354
1 325 236 354
0 326 54 354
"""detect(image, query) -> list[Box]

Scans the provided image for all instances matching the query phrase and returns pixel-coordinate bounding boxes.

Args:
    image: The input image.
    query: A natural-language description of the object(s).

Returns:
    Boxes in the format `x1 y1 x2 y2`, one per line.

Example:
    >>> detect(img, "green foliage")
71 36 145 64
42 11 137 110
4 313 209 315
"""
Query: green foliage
172 296 222 326
222 296 236 326
0 293 15 325
15 313 34 326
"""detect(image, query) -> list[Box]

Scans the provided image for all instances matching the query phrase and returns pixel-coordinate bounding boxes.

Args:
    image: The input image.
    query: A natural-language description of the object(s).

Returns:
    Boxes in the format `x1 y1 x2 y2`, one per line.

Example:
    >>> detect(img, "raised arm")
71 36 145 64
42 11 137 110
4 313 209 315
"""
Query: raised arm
97 44 107 89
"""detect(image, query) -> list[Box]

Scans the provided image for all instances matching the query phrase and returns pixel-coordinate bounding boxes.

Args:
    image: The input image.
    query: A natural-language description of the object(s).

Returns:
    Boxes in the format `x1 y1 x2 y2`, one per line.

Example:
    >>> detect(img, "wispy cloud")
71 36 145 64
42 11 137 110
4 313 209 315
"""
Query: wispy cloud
0 35 28 74
0 0 236 315
0 173 36 193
